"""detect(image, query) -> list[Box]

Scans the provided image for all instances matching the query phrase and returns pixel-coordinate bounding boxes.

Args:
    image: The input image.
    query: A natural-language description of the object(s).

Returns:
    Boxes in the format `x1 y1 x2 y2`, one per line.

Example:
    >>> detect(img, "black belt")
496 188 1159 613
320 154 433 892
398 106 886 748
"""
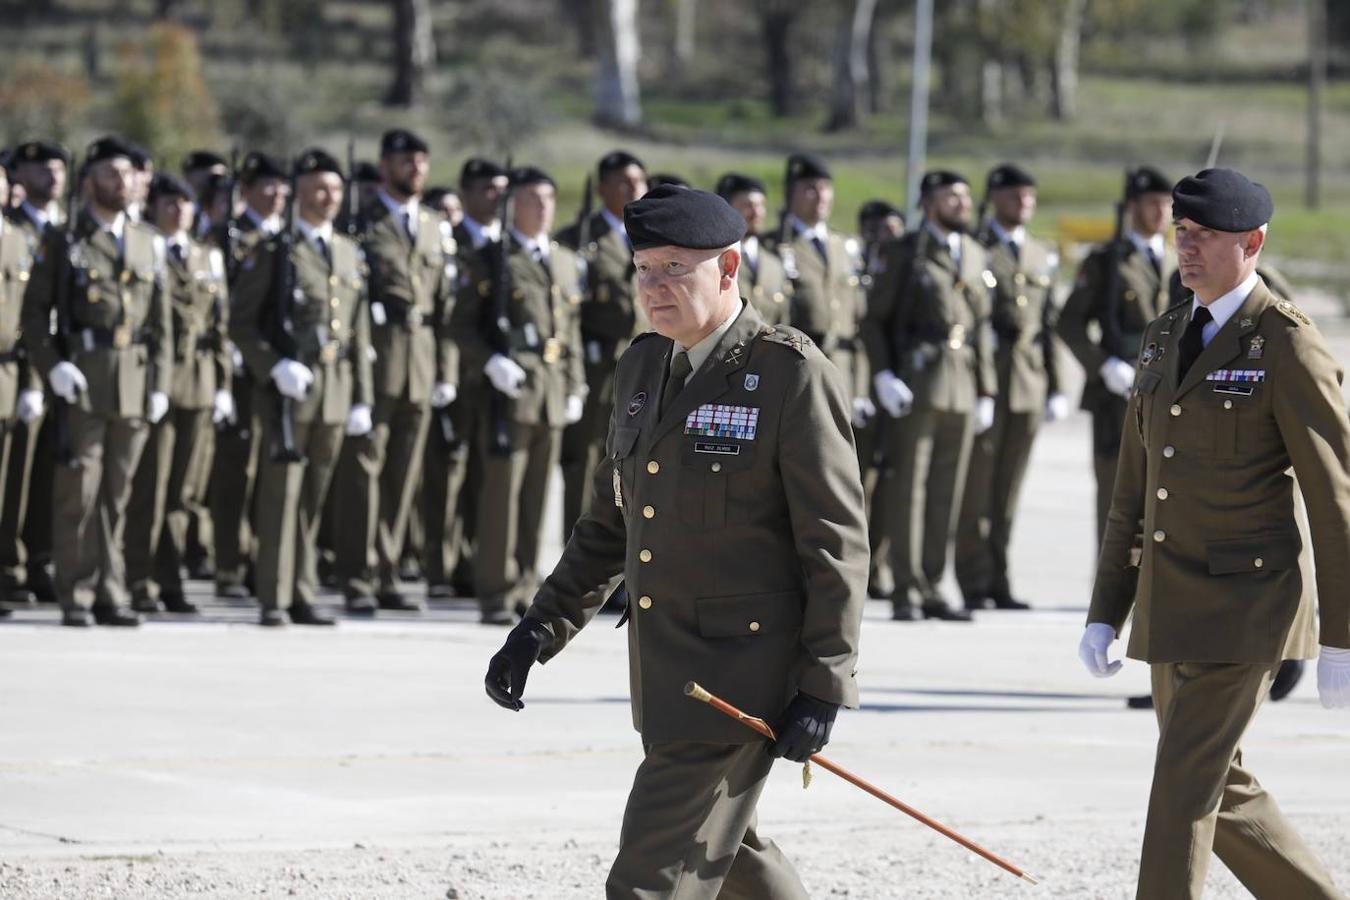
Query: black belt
0 348 22 364
77 325 148 350
195 335 218 351
382 304 433 328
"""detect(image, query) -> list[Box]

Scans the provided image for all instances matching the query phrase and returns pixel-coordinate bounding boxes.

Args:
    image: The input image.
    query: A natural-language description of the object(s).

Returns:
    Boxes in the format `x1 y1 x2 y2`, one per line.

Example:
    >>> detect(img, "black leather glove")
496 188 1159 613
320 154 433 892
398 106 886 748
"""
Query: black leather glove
769 691 838 762
484 618 551 711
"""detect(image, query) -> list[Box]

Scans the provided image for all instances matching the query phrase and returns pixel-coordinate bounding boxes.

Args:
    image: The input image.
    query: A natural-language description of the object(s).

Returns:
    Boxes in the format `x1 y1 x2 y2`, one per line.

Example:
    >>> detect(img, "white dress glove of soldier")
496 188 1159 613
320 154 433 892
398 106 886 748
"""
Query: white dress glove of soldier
851 396 875 428
48 361 87 404
873 369 913 418
211 389 235 425
1046 393 1071 423
1099 357 1136 398
485 353 527 399
269 358 314 401
564 393 585 425
345 403 373 437
974 396 996 435
431 382 458 409
1079 623 1123 678
147 392 169 425
1317 646 1350 709
16 389 45 423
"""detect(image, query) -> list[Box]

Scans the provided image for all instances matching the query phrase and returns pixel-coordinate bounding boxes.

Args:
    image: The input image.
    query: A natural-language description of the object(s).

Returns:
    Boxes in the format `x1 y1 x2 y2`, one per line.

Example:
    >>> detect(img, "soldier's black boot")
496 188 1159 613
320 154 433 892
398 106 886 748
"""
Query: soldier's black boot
921 595 973 622
92 604 142 627
289 604 335 627
988 590 1031 611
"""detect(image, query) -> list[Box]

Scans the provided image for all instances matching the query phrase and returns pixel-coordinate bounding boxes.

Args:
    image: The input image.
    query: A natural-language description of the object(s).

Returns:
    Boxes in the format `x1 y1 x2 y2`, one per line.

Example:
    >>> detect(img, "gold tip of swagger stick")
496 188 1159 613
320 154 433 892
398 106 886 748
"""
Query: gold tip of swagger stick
1020 872 1039 885
684 681 712 702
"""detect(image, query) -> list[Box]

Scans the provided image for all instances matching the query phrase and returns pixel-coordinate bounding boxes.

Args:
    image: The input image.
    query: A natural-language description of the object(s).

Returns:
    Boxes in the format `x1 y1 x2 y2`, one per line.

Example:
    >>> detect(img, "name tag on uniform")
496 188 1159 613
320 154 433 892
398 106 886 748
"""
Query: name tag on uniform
685 404 759 441
694 441 740 455
1207 369 1265 383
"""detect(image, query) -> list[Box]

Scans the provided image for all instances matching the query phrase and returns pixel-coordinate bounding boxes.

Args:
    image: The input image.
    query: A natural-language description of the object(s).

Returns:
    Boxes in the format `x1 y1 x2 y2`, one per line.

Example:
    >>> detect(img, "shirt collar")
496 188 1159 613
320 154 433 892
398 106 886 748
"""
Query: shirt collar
378 189 419 226
740 234 759 261
600 207 627 237
1192 271 1259 334
1129 230 1165 259
461 214 499 249
676 303 742 380
924 220 961 261
294 216 333 252
990 220 1026 248
244 206 282 236
510 227 550 257
20 200 50 229
91 210 127 242
790 215 828 243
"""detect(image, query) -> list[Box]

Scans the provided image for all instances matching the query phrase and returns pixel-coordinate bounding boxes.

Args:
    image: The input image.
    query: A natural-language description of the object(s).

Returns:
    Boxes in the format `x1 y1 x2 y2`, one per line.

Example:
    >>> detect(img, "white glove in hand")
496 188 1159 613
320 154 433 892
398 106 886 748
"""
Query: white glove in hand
1099 357 1136 398
147 392 169 425
1317 646 1350 709
485 353 527 399
269 359 314 401
873 370 913 418
345 403 373 437
212 389 235 425
564 393 585 425
48 361 87 403
431 382 458 409
16 389 45 423
1079 623 1123 678
1046 392 1071 423
974 396 996 435
851 396 875 428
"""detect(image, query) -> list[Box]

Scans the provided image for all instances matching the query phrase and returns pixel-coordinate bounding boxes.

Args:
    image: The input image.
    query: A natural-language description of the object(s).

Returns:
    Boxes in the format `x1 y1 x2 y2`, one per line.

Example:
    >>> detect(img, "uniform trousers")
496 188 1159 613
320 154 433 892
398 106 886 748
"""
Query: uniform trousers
126 406 213 599
423 377 483 589
475 418 559 615
561 355 616 541
211 376 259 590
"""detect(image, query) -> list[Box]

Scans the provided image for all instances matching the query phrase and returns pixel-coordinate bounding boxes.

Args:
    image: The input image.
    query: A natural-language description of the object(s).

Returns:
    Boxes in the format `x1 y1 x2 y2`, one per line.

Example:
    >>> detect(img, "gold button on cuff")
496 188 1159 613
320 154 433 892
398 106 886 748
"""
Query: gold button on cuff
1254 557 1264 569
1163 446 1175 458
647 461 660 474
638 596 652 610
711 462 722 473
1157 488 1169 500
1170 404 1181 417
1224 400 1233 410
642 505 655 519
639 549 652 563
1153 530 1166 543
749 621 761 633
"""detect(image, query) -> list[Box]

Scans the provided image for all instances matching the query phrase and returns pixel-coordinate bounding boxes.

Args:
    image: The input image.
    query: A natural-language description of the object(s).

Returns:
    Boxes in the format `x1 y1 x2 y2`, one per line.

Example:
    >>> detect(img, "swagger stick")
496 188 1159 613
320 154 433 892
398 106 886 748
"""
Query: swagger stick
683 681 1039 885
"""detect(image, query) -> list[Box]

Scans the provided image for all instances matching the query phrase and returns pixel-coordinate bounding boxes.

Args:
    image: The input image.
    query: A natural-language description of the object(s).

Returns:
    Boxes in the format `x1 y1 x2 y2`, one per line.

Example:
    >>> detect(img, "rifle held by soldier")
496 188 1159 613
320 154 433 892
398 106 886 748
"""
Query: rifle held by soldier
265 175 304 464
52 153 82 468
484 159 515 457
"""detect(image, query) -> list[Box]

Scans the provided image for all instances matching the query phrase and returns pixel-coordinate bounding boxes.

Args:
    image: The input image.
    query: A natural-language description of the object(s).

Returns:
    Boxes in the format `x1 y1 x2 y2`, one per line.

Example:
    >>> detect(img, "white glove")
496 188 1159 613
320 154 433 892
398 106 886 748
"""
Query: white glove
851 396 875 428
1099 357 1136 398
1046 392 1071 423
564 393 585 425
431 382 458 409
873 370 913 418
147 391 169 424
345 403 373 437
269 358 314 401
1078 623 1123 678
484 353 527 399
48 361 87 404
1317 646 1350 709
16 389 44 423
212 389 235 425
974 396 996 435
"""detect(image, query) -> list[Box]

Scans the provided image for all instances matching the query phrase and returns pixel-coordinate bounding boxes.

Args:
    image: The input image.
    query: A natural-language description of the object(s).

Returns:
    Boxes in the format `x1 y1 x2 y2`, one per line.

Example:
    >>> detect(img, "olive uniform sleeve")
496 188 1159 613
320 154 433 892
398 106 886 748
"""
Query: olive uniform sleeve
20 229 63 381
435 229 459 388
352 269 374 407
228 242 282 382
861 239 906 376
1058 251 1108 374
449 246 494 384
974 254 998 398
148 255 173 397
1042 285 1063 397
1087 373 1148 633
212 260 232 395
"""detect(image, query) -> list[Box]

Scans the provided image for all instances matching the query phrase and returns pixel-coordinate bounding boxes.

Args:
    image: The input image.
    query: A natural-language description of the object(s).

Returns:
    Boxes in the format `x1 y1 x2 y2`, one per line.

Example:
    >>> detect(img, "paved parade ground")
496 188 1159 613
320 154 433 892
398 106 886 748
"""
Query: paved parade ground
4 329 1350 899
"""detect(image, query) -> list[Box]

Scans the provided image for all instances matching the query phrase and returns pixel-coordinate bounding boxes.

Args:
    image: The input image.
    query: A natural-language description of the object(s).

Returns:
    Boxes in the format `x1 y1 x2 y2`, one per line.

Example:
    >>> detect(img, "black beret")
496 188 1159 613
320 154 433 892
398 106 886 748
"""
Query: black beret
199 171 232 204
919 170 969 196
714 172 766 200
1172 168 1273 232
293 147 342 178
13 139 70 165
239 151 287 183
786 152 831 183
598 150 645 180
986 163 1036 190
509 165 556 189
352 160 381 183
1126 165 1172 199
624 184 746 252
147 171 196 206
424 185 458 205
380 128 429 157
858 199 904 221
459 157 509 188
0 148 12 172
182 150 228 173
127 142 153 170
85 135 138 167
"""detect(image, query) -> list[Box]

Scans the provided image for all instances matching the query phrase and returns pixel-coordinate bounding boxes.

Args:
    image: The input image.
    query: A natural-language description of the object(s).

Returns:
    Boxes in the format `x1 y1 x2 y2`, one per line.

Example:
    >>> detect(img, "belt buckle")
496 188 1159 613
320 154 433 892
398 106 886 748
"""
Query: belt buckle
113 322 133 349
319 342 338 364
407 308 423 328
947 323 966 351
542 337 562 364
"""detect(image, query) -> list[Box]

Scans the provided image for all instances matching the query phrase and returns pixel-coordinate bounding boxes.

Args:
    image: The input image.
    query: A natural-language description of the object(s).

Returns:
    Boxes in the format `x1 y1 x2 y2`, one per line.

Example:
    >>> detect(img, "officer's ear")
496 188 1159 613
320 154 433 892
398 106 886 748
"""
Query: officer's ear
719 246 740 285
1244 225 1267 260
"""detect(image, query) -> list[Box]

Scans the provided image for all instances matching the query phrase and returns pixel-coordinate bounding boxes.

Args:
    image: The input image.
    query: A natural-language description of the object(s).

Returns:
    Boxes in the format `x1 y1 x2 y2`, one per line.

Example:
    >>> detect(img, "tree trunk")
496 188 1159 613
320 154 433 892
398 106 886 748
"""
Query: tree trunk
1048 0 1083 121
594 0 642 128
564 0 599 56
760 6 797 118
826 0 879 131
667 0 696 77
386 0 436 108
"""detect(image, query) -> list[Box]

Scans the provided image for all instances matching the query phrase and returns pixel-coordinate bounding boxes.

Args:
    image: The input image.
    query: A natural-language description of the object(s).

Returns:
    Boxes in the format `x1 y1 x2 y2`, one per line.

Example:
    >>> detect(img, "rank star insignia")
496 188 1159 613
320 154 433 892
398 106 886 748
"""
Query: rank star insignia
1240 317 1254 328
627 391 647 416
1247 335 1265 359
744 374 760 391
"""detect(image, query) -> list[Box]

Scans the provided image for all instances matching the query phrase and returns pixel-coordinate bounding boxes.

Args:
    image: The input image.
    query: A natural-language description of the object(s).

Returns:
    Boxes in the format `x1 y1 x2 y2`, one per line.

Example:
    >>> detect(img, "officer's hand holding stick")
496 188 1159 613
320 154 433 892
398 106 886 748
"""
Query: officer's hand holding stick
683 681 1040 885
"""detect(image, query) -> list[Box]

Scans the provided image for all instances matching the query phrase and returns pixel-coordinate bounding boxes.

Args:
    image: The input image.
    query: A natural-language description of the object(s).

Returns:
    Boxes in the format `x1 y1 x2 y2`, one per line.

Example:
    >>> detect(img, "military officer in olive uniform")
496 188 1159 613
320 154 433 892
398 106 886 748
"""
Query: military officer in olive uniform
333 129 457 615
864 170 997 622
715 172 791 327
457 166 585 625
955 164 1068 611
556 150 648 539
486 186 867 898
1057 166 1176 545
211 151 290 599
230 148 373 627
1080 168 1350 900
123 173 231 614
21 136 173 627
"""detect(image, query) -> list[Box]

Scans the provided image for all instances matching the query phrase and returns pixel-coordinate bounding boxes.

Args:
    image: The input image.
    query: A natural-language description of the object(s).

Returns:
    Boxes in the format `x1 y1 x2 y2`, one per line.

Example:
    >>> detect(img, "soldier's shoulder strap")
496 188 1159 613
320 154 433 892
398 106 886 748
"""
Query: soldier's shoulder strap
1271 298 1311 327
629 330 662 347
756 324 814 357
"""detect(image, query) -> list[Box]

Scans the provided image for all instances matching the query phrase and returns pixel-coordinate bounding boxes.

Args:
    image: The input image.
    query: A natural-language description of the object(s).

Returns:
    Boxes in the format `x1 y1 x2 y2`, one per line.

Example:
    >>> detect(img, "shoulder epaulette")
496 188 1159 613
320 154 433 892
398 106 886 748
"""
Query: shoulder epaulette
757 324 813 357
630 330 661 346
1273 299 1310 326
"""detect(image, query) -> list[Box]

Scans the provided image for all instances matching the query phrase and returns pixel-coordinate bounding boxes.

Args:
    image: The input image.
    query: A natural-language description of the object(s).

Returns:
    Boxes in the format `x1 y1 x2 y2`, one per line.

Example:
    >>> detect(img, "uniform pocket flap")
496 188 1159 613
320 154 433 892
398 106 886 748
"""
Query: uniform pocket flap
1206 533 1300 575
609 425 639 459
695 590 803 638
1134 369 1162 395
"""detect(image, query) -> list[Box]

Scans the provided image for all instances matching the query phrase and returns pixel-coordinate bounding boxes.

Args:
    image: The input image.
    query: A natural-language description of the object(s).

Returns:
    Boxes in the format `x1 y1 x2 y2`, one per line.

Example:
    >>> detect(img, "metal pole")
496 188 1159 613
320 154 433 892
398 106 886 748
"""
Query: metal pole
1306 0 1325 210
905 0 933 219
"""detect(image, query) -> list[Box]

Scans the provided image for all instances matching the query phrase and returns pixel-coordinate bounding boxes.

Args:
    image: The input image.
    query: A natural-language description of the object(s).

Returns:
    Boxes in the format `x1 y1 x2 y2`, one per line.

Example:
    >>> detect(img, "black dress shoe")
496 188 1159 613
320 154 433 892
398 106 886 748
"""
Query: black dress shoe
345 594 377 618
1126 694 1155 710
480 609 515 626
922 600 973 622
26 570 56 603
3 586 36 606
398 559 423 582
963 594 992 612
0 606 11 619
92 605 142 627
131 594 163 614
259 609 287 627
62 610 93 627
890 604 920 622
1270 659 1305 702
426 583 456 600
988 591 1031 611
160 594 200 615
186 560 216 581
289 605 335 626
377 591 423 612
216 582 252 600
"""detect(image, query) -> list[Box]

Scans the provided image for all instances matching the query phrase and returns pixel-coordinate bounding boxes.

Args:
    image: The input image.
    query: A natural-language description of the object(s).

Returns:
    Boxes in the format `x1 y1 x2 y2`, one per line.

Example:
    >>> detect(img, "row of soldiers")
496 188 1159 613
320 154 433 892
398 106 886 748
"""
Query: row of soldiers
0 129 1249 627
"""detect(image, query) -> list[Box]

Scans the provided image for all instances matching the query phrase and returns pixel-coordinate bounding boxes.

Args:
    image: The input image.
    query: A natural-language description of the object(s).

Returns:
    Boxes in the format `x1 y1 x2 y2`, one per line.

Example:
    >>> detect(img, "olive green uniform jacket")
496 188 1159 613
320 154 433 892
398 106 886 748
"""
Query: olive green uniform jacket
0 222 38 419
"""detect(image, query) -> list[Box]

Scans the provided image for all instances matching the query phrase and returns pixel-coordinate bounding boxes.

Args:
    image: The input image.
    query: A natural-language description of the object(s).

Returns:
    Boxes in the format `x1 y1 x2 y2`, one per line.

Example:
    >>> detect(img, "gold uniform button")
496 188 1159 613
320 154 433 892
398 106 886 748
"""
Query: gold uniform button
330 297 339 308
1157 488 1169 500
642 505 655 519
1224 400 1233 410
1170 404 1181 417
638 596 652 610
1254 557 1264 569
749 621 761 633
647 461 660 474
1016 295 1028 307
330 318 341 330
1153 530 1166 543
639 549 652 563
710 462 722 473
1163 446 1175 458
328 275 338 286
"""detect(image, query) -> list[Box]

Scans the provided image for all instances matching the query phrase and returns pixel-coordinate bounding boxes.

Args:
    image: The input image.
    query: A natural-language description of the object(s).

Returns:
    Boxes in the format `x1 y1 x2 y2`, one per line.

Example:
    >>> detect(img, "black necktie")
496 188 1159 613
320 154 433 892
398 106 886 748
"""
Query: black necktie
170 242 185 264
315 236 329 263
660 351 692 418
810 234 828 262
1146 245 1161 275
403 210 414 240
1178 305 1213 380
1008 239 1021 263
